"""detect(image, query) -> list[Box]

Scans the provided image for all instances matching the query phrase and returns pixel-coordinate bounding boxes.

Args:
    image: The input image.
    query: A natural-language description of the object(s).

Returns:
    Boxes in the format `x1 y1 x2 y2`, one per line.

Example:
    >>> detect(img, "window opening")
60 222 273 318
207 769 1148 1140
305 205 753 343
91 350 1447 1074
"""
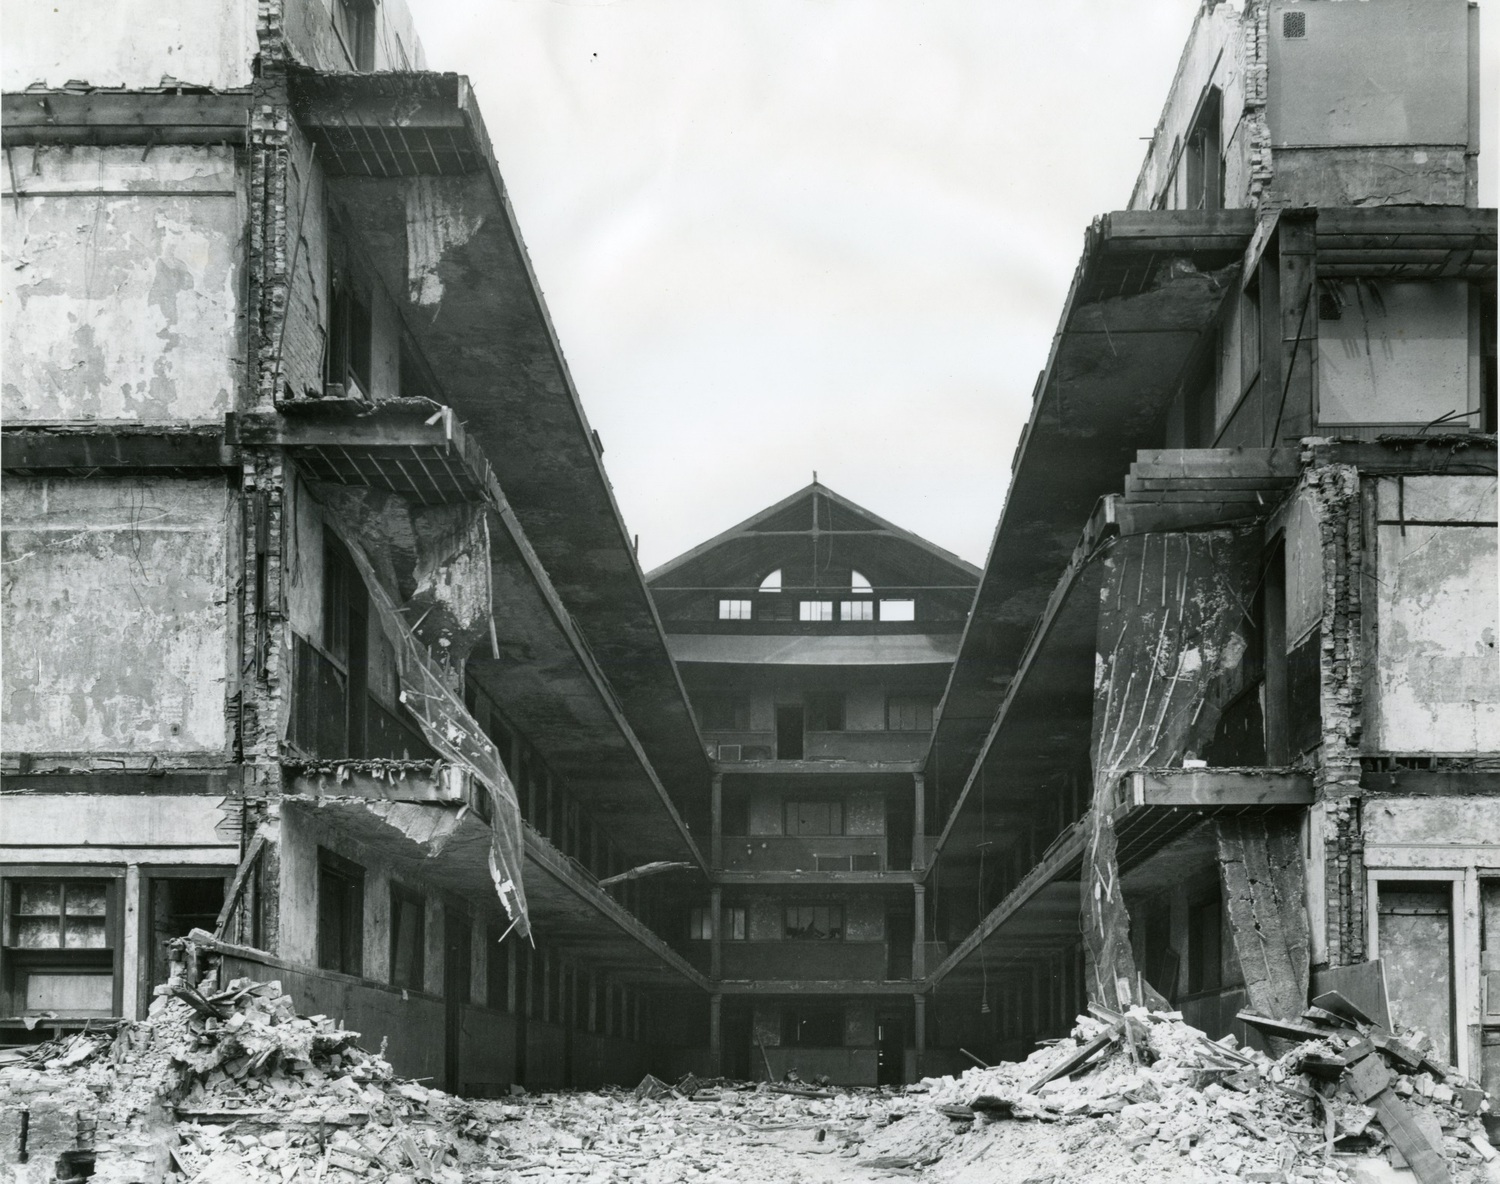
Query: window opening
799 601 834 622
699 696 750 732
4 878 116 1017
887 697 934 732
1183 88 1223 212
786 800 844 836
841 600 873 621
337 0 377 69
879 599 916 622
784 906 844 941
805 692 844 732
390 884 425 990
146 877 225 1008
723 907 747 941
759 570 783 593
317 850 364 976
689 907 713 941
850 571 872 594
718 599 753 621
783 1006 843 1046
775 704 805 760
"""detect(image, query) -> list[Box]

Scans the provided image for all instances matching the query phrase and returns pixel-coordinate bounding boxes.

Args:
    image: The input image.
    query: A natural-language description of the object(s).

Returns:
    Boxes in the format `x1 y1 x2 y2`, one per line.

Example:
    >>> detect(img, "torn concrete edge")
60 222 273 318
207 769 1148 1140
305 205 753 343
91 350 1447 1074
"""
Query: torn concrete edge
317 507 530 938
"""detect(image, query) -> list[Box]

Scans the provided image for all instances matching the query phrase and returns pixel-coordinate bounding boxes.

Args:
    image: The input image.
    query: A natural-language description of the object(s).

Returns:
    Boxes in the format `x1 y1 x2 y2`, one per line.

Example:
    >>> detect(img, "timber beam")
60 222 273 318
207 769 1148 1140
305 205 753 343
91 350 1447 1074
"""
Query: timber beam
2 424 234 475
2 91 251 147
1118 768 1315 810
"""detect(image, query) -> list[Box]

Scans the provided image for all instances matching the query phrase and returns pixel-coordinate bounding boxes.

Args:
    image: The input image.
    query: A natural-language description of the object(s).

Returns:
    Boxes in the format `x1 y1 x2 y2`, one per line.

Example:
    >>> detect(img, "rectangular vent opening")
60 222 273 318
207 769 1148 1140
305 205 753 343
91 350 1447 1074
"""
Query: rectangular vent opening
1282 10 1306 38
716 744 742 762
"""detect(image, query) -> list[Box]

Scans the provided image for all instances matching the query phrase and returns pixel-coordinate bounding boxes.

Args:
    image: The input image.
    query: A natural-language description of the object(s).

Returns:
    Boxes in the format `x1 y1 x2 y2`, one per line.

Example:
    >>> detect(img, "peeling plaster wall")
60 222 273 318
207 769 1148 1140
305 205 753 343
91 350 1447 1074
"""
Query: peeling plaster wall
1 0 257 90
1129 2 1263 210
1363 794 1500 862
1 477 231 755
1367 476 1499 754
1 146 244 424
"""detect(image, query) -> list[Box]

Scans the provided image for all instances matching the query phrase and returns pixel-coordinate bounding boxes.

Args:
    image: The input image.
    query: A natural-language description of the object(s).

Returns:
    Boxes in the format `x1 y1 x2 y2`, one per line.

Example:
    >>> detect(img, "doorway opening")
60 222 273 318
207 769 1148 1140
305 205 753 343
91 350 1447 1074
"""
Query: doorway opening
776 705 804 760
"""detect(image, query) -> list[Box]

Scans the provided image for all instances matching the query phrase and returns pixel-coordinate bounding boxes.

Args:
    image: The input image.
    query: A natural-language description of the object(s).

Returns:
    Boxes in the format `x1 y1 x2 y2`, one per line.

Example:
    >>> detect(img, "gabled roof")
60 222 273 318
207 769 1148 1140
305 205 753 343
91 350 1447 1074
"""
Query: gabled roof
646 482 982 586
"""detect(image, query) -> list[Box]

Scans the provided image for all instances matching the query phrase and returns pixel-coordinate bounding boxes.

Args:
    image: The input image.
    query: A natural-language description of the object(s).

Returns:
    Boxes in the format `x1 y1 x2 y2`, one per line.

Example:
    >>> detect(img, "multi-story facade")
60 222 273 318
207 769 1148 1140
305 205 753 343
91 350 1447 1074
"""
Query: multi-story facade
2 0 1496 1099
1 0 716 1093
923 0 1499 1098
646 484 980 1083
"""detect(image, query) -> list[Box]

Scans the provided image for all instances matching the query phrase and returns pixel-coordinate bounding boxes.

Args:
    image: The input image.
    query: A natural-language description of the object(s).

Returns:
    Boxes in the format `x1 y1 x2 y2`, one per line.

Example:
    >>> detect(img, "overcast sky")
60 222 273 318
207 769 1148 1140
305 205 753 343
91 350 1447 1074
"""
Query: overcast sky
416 1 1497 571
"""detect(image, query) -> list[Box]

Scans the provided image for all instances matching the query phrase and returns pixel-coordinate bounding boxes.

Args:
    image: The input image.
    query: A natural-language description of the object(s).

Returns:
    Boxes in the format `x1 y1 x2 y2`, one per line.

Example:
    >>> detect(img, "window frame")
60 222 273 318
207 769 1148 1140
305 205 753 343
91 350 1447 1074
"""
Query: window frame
718 599 753 621
798 600 834 622
389 882 426 991
785 799 845 837
723 906 748 941
316 848 365 978
878 598 916 622
784 903 845 941
689 907 714 941
840 600 874 622
1 868 124 1022
886 696 934 732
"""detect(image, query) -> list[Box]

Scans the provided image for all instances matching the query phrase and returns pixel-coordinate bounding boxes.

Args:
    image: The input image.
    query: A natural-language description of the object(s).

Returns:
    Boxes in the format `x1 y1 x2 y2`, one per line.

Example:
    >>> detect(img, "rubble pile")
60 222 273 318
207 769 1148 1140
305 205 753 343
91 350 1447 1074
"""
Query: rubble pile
5 965 1497 1183
1 973 514 1184
857 1001 1498 1184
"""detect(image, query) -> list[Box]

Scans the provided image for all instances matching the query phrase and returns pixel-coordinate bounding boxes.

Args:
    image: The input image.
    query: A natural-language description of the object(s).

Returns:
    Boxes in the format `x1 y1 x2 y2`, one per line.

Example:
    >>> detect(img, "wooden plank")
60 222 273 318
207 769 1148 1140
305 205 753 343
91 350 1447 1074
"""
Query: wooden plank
212 835 266 939
1315 206 1495 239
1370 1089 1453 1184
1124 486 1284 505
1236 1010 1331 1042
1026 1027 1119 1092
1125 769 1314 808
1125 475 1298 492
1132 447 1300 476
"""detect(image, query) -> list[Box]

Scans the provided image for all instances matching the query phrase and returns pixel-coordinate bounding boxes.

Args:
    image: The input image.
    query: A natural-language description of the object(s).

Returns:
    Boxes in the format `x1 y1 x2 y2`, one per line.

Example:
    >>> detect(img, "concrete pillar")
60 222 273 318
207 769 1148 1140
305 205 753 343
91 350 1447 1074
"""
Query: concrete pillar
709 993 723 1077
710 773 723 870
912 773 925 871
122 864 142 1019
913 993 926 1072
912 883 926 981
710 885 723 979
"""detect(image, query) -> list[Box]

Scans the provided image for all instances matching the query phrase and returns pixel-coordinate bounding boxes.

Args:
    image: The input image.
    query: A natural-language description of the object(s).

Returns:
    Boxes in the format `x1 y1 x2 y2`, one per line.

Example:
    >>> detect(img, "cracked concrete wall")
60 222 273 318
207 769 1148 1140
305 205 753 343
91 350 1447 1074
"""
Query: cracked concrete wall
1 146 245 424
1 0 257 90
1 477 232 756
1366 475 1500 754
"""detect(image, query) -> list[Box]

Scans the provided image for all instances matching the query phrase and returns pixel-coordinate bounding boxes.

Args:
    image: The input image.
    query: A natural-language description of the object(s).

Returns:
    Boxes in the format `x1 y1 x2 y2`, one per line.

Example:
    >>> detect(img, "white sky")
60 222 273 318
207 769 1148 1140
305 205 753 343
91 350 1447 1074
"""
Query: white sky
415 1 1497 571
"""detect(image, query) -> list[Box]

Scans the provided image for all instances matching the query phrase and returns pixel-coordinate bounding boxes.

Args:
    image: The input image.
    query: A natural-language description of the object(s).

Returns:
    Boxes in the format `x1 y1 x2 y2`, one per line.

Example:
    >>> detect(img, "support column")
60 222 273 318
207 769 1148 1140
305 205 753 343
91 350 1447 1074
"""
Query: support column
711 773 723 870
912 773 926 871
710 886 723 979
709 993 723 1077
122 864 142 1019
1274 210 1318 443
913 993 926 1076
912 883 926 982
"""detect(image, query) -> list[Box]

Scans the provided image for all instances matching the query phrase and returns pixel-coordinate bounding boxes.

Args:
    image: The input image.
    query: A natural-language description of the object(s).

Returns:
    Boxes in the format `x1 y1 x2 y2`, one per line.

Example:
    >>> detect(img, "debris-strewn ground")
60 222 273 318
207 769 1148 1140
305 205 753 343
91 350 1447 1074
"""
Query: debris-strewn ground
3 965 1497 1183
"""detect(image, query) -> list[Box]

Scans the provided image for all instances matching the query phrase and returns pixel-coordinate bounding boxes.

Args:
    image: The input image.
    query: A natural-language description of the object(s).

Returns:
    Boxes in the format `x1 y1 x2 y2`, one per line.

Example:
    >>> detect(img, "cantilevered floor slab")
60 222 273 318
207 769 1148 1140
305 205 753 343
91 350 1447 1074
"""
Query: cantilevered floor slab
926 768 1313 993
282 794 707 990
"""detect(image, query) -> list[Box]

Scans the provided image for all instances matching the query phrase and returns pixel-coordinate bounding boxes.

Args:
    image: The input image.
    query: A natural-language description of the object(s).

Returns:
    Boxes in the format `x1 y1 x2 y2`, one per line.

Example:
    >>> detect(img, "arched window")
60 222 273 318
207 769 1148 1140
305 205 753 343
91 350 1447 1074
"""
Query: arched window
759 569 783 593
850 570 872 595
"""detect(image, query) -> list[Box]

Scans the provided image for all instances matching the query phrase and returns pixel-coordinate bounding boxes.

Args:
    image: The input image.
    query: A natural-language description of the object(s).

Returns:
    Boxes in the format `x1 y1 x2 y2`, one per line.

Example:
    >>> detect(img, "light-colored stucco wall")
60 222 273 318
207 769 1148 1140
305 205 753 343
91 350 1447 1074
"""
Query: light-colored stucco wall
2 477 231 755
1368 476 1499 754
2 0 258 90
2 146 244 424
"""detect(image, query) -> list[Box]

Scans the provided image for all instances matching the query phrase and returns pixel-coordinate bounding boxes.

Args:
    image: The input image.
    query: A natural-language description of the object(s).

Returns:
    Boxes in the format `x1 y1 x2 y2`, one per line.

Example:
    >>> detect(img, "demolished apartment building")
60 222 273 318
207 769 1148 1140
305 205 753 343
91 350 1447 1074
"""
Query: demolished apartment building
920 0 1500 1097
1 0 1498 1102
0 0 718 1093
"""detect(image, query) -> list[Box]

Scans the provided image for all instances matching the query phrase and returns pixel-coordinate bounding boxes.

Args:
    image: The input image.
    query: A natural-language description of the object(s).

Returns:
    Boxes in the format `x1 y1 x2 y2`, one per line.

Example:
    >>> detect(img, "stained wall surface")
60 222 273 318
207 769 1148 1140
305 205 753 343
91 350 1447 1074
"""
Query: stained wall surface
1369 476 1500 754
1 0 257 90
1 146 244 424
1 477 231 755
